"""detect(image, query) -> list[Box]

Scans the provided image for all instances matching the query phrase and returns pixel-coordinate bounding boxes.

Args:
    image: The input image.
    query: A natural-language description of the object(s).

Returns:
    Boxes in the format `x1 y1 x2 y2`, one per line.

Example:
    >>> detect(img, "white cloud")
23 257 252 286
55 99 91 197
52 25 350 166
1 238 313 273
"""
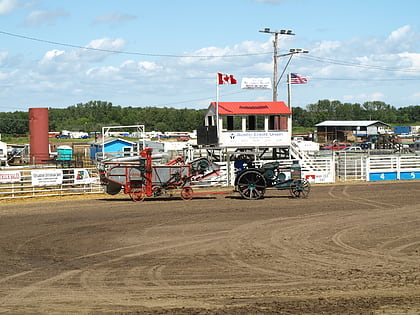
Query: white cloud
74 38 127 62
311 40 341 55
3 22 420 109
398 52 420 70
38 38 127 66
93 12 137 24
0 51 9 64
42 49 65 61
0 0 18 15
38 49 76 74
86 38 125 51
343 92 385 103
24 9 69 27
387 25 411 42
370 92 385 100
121 60 159 72
86 66 119 79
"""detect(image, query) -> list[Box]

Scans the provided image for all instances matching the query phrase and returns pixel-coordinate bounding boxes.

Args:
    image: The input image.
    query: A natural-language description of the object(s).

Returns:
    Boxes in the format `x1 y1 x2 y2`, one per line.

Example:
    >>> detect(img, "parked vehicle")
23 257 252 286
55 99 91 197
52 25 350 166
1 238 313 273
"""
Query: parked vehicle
342 146 363 151
320 142 351 150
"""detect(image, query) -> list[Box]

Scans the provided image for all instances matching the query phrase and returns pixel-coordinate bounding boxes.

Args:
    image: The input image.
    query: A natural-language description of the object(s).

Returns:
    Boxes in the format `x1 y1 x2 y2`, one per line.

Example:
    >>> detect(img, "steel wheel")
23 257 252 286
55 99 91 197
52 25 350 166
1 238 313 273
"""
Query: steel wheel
290 179 310 198
236 170 266 200
129 188 146 202
180 186 193 200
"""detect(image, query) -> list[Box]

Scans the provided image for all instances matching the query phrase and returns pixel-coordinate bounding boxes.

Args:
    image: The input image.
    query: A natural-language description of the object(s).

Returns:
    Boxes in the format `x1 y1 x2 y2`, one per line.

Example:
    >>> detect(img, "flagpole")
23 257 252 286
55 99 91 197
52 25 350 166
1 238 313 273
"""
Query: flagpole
287 72 292 109
216 74 220 138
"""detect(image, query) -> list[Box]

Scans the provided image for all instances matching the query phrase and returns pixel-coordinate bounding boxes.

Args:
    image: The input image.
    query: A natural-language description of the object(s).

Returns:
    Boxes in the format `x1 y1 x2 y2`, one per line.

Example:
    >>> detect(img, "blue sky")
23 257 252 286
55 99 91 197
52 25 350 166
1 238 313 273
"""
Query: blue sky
1 0 420 112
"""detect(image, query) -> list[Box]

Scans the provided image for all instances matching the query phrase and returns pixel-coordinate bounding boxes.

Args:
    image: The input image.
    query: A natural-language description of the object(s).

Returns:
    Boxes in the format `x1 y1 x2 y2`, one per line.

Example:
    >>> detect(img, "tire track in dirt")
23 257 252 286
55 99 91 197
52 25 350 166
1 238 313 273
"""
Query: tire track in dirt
0 183 419 313
0 232 230 311
70 232 230 306
220 186 420 295
328 185 398 208
0 209 231 310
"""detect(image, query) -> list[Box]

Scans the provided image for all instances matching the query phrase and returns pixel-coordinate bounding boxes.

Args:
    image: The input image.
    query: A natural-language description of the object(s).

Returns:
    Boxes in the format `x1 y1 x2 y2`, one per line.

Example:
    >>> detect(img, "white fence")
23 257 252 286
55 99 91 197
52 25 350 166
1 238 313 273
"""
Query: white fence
336 155 367 181
194 157 335 187
0 167 103 200
336 153 420 182
1 154 419 201
366 155 420 181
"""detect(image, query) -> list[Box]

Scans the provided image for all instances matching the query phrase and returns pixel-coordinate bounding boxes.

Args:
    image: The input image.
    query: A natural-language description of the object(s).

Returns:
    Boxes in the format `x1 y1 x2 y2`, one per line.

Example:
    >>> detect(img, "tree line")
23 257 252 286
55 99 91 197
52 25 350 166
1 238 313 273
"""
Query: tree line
0 100 419 136
293 100 420 127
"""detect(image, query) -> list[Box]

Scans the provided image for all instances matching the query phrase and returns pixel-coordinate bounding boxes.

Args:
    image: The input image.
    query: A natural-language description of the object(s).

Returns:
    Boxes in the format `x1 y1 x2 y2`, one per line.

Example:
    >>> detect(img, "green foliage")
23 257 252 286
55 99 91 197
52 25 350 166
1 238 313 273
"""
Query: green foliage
0 111 28 135
294 100 420 126
47 101 206 133
1 100 420 138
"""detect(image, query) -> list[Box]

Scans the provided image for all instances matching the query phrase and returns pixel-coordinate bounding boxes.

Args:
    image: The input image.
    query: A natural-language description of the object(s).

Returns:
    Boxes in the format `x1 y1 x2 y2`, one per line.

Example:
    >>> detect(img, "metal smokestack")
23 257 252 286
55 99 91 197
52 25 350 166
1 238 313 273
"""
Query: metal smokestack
29 107 49 164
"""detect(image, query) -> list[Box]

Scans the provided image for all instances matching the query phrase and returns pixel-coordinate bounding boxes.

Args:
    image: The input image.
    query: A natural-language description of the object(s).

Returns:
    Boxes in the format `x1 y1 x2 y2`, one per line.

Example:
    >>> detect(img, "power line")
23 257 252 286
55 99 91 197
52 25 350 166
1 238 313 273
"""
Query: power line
0 30 271 58
312 77 420 81
302 55 420 73
3 29 420 73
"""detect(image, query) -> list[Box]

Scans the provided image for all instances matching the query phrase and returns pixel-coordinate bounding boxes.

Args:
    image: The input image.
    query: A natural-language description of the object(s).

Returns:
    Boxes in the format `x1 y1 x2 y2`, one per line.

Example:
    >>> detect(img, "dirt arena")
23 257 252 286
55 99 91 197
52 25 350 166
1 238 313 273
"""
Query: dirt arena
0 181 419 314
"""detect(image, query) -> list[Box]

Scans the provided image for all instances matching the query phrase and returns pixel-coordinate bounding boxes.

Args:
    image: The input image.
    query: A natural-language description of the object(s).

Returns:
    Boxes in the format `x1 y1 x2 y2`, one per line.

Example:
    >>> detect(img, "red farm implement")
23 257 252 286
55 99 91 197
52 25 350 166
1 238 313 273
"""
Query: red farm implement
99 148 223 201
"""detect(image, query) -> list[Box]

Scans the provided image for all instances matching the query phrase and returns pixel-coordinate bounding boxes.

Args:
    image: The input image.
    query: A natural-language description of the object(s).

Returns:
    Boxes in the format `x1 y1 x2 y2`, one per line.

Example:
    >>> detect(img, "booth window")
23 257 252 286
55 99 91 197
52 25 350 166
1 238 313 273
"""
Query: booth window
269 115 287 130
223 115 241 130
248 116 256 130
227 115 234 130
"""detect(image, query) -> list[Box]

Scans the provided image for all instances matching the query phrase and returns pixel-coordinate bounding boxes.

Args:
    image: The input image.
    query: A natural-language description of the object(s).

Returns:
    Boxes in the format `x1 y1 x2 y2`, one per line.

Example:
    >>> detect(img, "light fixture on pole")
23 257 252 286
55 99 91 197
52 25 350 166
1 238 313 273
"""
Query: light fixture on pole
259 28 295 101
277 48 309 88
282 49 309 110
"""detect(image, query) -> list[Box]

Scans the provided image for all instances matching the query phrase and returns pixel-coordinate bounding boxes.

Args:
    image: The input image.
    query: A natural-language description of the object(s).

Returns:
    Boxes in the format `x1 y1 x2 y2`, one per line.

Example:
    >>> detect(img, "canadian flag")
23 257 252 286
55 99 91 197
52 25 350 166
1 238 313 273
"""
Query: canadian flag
218 73 237 85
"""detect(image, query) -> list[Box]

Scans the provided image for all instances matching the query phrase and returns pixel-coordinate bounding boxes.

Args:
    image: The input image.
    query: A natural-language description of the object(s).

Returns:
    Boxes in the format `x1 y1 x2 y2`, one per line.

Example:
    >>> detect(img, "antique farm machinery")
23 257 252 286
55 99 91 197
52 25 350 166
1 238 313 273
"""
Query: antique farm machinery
99 147 222 201
234 157 310 200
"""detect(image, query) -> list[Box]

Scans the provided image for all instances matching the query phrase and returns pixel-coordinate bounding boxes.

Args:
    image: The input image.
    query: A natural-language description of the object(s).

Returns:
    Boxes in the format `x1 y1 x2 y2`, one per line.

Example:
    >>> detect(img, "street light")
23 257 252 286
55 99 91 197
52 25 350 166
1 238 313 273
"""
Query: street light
259 28 295 101
277 48 309 89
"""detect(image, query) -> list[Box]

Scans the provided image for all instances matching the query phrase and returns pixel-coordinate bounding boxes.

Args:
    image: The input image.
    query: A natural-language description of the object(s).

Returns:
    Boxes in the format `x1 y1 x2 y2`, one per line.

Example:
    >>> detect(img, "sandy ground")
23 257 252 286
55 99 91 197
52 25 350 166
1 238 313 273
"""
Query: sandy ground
0 181 419 314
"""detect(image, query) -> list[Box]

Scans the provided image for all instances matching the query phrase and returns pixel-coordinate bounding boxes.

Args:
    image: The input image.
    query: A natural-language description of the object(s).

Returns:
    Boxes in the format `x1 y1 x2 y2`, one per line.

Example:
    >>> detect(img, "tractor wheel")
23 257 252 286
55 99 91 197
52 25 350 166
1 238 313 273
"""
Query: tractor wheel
236 170 266 200
129 188 146 202
289 179 310 198
180 186 193 200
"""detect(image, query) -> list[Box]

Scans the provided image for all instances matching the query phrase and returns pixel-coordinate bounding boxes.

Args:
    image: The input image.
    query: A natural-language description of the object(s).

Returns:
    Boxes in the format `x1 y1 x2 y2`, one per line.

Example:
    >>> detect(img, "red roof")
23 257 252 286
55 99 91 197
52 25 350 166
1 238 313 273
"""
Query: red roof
210 101 291 115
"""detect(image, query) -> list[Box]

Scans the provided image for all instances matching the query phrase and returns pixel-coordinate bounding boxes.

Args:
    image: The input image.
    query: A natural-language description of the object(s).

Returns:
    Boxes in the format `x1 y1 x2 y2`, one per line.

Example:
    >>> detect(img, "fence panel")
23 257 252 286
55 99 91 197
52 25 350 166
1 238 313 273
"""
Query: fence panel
2 154 419 200
367 155 420 181
301 157 335 183
336 154 367 182
196 158 335 186
0 167 103 200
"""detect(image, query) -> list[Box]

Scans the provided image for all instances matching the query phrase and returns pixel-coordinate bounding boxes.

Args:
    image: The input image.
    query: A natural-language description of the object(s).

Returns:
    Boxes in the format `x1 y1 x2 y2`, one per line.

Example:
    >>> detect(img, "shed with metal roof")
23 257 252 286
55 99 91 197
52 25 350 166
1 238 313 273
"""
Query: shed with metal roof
315 120 390 142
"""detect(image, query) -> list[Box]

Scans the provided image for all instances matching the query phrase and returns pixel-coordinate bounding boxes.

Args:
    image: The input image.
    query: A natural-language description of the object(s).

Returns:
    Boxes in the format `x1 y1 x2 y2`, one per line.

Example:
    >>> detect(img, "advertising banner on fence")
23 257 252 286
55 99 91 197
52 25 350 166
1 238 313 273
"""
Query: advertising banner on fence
74 169 93 184
0 171 21 183
32 169 63 186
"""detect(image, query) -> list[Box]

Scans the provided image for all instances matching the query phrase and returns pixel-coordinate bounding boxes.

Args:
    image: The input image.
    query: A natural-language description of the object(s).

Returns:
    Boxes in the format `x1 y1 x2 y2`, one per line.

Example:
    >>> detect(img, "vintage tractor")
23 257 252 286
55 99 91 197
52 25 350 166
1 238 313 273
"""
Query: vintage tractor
99 147 222 201
234 158 310 200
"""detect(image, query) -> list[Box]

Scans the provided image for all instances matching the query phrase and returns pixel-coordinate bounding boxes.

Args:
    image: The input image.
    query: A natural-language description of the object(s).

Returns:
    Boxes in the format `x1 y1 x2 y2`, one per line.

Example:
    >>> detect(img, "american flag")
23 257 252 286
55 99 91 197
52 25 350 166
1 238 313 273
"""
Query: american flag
290 73 308 84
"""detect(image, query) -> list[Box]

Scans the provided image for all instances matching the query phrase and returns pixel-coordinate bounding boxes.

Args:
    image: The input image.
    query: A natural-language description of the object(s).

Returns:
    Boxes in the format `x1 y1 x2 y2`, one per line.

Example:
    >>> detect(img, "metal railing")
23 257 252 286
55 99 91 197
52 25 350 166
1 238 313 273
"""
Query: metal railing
0 167 103 200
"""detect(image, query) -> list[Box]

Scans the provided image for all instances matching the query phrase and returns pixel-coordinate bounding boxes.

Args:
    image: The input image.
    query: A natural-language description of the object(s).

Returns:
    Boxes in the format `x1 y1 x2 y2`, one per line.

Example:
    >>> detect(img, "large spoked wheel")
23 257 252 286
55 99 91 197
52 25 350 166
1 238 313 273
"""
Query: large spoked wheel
290 179 310 198
236 170 267 200
129 188 146 202
180 186 193 200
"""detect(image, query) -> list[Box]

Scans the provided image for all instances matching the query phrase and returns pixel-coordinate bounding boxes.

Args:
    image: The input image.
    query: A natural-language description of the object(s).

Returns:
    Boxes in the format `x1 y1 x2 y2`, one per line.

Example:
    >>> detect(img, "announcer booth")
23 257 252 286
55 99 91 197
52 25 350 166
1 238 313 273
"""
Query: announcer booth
197 101 292 159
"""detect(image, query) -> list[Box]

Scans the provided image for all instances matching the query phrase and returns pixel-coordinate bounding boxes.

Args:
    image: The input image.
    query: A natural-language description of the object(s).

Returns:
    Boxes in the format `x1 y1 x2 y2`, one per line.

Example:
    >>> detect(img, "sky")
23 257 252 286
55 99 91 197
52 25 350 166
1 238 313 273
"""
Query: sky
1 0 420 112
